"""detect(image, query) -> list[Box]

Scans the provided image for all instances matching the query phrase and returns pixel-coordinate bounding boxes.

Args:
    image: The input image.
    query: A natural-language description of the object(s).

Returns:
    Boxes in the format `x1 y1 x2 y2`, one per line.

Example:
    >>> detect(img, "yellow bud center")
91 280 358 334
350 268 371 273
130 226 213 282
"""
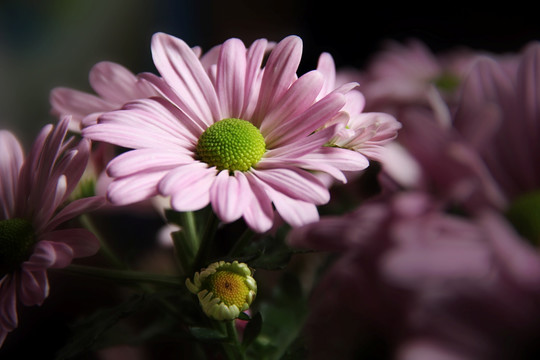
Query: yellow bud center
207 270 250 308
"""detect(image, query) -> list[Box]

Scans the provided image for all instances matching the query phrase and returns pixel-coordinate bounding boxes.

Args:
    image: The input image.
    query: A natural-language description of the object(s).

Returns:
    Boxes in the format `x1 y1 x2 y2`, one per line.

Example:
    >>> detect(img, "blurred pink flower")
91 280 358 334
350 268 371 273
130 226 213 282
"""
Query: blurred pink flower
380 41 540 225
380 108 505 211
360 39 479 113
83 33 369 232
453 41 540 206
0 117 104 346
288 192 540 360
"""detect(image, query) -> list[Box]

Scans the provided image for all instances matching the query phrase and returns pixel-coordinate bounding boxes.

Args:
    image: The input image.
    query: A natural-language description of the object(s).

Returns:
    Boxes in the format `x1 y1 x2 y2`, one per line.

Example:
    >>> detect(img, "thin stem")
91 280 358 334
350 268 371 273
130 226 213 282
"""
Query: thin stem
192 211 221 272
79 213 125 269
225 320 245 360
62 264 184 288
180 211 200 255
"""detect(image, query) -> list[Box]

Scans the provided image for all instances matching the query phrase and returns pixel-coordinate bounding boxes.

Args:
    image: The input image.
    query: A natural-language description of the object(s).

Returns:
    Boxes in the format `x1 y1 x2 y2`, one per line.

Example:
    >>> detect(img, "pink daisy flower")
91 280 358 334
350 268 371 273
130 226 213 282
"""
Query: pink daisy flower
83 33 369 232
50 61 159 132
0 117 104 346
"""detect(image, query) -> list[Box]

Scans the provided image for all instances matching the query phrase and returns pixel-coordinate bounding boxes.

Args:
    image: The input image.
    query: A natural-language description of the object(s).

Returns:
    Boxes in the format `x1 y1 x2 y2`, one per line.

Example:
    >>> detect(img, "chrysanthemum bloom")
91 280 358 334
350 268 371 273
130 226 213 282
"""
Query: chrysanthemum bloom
83 33 369 232
0 117 104 346
288 192 540 360
50 61 159 132
186 260 256 321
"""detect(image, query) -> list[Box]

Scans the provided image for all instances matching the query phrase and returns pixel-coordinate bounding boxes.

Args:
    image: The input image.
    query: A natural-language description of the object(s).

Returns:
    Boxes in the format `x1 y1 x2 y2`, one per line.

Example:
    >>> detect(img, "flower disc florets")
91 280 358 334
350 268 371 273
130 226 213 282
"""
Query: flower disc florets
0 218 36 277
186 260 257 321
196 118 266 172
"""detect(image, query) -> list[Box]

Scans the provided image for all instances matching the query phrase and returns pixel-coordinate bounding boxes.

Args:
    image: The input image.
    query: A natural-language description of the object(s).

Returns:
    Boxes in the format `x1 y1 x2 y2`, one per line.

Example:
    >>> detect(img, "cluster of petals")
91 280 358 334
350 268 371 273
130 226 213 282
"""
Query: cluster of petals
315 52 402 163
0 117 104 346
82 32 392 232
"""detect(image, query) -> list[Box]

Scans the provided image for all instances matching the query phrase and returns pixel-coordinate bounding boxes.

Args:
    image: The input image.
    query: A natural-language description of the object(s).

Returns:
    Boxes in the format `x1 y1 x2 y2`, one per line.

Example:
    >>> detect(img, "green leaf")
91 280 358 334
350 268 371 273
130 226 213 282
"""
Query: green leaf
506 190 540 245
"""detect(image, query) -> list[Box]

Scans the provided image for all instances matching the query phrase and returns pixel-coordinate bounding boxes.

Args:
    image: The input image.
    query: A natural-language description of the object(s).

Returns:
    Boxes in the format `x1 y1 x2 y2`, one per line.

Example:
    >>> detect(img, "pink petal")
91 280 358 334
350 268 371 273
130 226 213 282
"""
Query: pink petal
265 186 319 228
0 330 7 348
251 167 329 205
0 130 24 219
33 174 68 231
241 38 269 119
25 118 69 204
159 163 217 212
107 148 193 178
265 91 346 148
216 38 247 118
263 124 337 160
49 87 115 127
38 229 100 259
83 118 184 151
298 146 370 173
17 268 49 306
89 61 154 104
122 98 202 142
24 240 74 270
107 170 168 205
242 174 274 233
0 275 18 330
209 170 251 223
518 42 540 140
46 196 105 232
252 35 303 127
260 70 324 137
52 138 92 199
316 52 337 97
151 32 221 126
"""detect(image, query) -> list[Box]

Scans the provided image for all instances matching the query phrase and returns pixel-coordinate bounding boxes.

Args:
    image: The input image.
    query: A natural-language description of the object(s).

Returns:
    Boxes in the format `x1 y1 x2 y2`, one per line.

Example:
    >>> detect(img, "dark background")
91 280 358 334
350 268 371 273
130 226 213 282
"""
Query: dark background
1 0 538 145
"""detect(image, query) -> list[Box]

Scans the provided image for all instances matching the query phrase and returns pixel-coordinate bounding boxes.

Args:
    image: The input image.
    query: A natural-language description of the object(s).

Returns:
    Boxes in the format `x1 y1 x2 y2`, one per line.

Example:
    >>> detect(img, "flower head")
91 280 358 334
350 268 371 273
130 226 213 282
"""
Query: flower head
0 117 104 346
83 33 370 232
186 260 257 321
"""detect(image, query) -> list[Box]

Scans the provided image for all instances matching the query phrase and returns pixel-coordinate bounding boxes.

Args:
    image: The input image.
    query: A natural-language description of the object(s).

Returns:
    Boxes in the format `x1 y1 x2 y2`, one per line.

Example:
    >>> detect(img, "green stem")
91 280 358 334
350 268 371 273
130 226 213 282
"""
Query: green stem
225 320 245 360
62 264 184 288
180 211 200 255
192 211 221 272
79 214 125 269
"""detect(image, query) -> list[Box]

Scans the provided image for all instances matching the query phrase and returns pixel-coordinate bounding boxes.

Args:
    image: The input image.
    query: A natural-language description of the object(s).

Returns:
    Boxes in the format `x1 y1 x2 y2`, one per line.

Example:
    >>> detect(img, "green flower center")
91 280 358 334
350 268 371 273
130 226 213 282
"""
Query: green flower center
506 190 540 246
0 218 37 277
432 72 460 92
206 270 250 308
196 118 266 172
